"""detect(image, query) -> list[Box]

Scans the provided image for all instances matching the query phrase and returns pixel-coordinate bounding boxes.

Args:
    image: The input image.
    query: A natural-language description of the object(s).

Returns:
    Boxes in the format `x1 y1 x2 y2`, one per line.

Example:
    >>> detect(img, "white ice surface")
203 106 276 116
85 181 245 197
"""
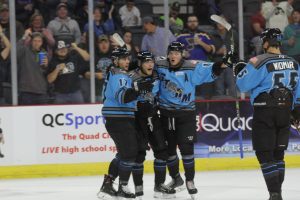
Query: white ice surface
0 169 300 200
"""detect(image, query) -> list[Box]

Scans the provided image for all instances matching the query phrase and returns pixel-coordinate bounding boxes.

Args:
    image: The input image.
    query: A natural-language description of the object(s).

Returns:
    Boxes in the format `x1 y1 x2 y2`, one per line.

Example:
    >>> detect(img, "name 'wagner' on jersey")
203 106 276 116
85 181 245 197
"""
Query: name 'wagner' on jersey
236 53 300 104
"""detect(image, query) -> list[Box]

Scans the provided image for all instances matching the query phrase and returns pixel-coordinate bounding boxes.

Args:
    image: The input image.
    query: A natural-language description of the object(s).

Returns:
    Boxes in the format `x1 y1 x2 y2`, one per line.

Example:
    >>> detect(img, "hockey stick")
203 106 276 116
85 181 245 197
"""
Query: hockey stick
210 14 244 159
112 33 126 48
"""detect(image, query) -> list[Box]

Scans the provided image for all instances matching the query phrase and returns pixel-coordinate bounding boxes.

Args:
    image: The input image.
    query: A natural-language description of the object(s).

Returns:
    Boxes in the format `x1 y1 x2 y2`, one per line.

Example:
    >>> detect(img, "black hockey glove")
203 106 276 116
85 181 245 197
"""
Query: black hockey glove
222 51 238 68
133 79 154 95
291 106 300 133
233 61 247 77
212 61 225 77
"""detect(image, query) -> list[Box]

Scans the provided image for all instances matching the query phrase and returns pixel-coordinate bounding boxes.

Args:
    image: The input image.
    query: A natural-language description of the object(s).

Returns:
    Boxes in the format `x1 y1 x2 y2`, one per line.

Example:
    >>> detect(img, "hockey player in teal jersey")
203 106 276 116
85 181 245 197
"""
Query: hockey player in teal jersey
155 41 235 199
236 28 300 200
98 47 153 200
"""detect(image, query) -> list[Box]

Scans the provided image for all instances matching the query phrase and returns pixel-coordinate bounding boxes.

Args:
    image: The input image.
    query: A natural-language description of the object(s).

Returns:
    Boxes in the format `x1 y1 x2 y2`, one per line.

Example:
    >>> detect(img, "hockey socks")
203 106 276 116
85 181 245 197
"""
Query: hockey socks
154 159 167 185
260 162 281 193
119 160 134 184
167 155 179 179
275 160 285 188
108 155 120 179
132 162 144 187
182 155 195 181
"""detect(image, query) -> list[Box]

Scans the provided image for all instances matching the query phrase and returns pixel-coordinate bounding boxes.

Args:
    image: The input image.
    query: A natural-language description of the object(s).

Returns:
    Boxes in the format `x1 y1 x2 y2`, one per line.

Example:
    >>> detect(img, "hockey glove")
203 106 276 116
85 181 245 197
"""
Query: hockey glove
222 51 238 68
233 61 247 77
212 61 225 77
133 79 154 95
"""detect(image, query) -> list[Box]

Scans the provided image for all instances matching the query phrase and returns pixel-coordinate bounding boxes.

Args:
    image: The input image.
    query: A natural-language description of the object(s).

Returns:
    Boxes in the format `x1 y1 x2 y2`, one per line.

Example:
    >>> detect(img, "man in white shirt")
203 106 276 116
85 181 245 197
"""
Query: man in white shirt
119 0 142 27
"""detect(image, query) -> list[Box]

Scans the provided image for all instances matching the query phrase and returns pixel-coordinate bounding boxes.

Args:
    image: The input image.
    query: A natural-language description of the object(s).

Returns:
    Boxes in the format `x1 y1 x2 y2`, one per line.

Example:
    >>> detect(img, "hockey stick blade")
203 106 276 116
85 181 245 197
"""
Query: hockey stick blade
112 33 126 48
210 14 232 31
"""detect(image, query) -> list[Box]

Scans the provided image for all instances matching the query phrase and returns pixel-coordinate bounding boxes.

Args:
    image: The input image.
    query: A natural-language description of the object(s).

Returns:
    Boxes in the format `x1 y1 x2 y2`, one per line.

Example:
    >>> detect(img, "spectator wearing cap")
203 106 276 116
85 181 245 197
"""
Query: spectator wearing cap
0 24 10 104
141 16 176 57
82 5 115 43
22 13 55 59
160 1 184 36
0 3 24 40
17 32 50 105
119 0 141 27
84 34 112 102
47 40 90 104
283 9 300 62
15 0 35 28
35 0 76 25
47 2 81 45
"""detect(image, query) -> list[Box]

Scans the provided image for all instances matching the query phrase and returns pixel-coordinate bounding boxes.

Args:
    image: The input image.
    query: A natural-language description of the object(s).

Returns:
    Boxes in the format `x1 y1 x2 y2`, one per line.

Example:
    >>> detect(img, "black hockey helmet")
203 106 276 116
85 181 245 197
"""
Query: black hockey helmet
137 51 155 63
260 28 283 46
111 47 130 60
167 41 184 54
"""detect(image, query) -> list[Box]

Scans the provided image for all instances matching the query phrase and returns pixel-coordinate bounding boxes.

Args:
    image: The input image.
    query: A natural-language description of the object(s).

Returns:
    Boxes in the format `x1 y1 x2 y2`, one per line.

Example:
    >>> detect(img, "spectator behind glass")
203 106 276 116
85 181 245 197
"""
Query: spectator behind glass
177 15 215 99
283 9 300 62
262 0 294 32
141 16 176 57
210 17 238 98
22 13 55 59
85 34 112 102
75 0 88 32
249 12 265 56
17 32 50 105
0 24 10 104
82 5 115 43
35 0 77 25
177 15 215 61
15 0 35 28
47 3 81 45
160 1 184 36
0 3 24 40
47 41 90 104
123 29 139 70
119 0 141 27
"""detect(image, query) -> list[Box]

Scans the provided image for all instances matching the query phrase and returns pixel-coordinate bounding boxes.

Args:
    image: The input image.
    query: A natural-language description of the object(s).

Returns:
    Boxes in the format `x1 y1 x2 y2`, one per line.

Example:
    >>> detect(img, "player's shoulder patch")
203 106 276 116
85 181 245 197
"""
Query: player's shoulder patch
128 69 141 81
111 67 128 75
250 54 272 69
155 58 169 69
181 60 197 70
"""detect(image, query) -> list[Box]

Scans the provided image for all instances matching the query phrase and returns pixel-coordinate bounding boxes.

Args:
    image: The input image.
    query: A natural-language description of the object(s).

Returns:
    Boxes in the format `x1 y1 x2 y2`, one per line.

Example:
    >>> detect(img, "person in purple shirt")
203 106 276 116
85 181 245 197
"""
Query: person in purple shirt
83 5 115 42
177 15 215 61
141 16 176 57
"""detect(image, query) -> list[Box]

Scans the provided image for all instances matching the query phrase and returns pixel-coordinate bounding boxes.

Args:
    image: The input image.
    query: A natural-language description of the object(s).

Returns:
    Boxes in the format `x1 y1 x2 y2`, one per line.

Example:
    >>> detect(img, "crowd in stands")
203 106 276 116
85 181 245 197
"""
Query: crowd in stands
0 0 300 105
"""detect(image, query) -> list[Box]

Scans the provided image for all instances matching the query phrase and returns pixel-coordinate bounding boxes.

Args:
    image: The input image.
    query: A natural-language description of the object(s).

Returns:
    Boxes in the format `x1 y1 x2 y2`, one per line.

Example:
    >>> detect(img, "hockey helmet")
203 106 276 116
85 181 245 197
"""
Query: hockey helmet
137 51 155 63
111 47 130 60
260 28 283 46
167 41 184 54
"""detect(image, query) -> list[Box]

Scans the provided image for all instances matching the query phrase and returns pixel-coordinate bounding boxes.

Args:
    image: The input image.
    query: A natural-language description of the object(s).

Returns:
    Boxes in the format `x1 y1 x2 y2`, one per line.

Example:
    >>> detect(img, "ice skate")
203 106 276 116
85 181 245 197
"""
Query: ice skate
268 192 283 200
166 174 185 192
117 183 135 199
135 185 143 200
154 183 176 199
186 180 198 200
97 175 117 200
